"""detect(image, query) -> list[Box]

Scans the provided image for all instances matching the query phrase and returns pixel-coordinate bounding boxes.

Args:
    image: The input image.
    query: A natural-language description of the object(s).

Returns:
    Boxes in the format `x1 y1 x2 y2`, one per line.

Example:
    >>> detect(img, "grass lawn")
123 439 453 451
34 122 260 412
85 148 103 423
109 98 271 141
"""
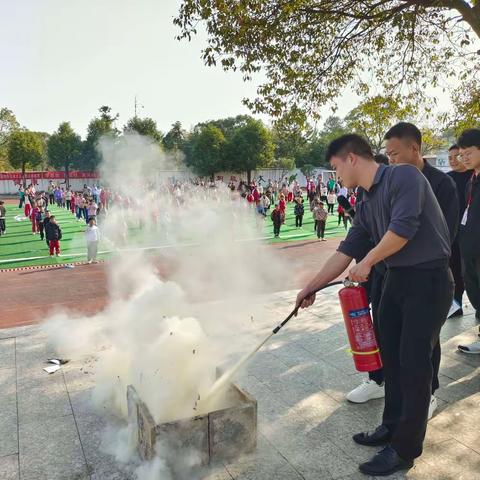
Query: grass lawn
264 201 348 243
0 201 348 269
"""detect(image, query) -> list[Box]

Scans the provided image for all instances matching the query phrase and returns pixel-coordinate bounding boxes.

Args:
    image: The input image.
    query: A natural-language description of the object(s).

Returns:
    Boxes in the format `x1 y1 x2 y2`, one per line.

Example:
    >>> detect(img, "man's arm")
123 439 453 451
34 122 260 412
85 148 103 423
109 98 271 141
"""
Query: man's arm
349 230 408 282
295 251 352 311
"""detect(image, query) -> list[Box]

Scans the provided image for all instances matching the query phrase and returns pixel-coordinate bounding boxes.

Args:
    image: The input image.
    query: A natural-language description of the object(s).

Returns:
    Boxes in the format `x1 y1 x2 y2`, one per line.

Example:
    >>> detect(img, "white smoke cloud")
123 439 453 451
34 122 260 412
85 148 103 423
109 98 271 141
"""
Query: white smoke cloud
43 133 287 478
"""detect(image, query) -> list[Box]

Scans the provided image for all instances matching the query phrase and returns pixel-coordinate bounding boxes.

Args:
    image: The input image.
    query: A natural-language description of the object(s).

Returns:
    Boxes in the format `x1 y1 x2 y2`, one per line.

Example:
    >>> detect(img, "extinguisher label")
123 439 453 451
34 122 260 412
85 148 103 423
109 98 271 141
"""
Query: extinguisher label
349 308 377 350
349 307 370 317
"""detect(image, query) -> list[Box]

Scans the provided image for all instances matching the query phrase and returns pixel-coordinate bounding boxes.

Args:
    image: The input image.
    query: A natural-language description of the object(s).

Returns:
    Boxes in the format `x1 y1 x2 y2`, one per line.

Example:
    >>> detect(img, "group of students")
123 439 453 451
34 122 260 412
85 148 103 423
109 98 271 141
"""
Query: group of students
12 182 102 262
268 179 357 239
295 123 480 476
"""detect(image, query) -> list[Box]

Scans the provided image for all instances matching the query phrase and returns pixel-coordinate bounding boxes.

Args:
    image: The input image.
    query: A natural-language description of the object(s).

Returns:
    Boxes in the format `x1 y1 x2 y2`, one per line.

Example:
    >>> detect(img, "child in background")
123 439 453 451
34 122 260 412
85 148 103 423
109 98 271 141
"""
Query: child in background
313 201 328 241
337 204 350 230
294 197 304 228
327 191 336 214
30 203 40 235
45 215 62 257
271 204 283 238
70 191 76 215
85 218 99 264
76 194 85 221
37 208 46 241
278 193 286 224
0 201 6 236
43 210 52 246
87 199 98 223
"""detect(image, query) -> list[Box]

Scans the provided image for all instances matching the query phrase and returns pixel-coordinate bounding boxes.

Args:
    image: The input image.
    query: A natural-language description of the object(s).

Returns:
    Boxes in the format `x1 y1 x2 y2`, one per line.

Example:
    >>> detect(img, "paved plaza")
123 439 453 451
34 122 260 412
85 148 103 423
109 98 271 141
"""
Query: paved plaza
0 287 479 479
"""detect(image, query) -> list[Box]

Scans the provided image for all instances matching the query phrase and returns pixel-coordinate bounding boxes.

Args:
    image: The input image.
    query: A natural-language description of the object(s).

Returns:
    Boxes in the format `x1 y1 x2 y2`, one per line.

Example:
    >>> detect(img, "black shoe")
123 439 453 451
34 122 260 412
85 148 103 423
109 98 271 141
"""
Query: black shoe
359 445 413 476
448 308 463 319
353 425 391 446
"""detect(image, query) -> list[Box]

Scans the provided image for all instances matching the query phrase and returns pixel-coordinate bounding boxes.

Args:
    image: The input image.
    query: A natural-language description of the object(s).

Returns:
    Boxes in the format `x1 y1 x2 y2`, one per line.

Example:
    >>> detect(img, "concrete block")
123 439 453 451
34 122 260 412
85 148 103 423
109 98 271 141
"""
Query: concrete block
127 382 257 466
0 454 19 480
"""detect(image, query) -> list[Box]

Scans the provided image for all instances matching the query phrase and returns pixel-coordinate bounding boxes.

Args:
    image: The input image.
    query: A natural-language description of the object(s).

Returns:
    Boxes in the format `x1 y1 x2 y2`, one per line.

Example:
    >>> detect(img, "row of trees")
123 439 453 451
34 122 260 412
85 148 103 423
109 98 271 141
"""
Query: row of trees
1 92 474 185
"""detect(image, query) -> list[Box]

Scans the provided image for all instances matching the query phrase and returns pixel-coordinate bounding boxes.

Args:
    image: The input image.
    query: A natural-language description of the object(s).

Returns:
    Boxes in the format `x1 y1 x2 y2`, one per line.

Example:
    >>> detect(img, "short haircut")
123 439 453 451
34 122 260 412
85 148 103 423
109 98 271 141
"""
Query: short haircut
449 144 459 151
373 153 389 165
50 215 55 220
325 134 374 163
458 129 480 149
384 122 422 147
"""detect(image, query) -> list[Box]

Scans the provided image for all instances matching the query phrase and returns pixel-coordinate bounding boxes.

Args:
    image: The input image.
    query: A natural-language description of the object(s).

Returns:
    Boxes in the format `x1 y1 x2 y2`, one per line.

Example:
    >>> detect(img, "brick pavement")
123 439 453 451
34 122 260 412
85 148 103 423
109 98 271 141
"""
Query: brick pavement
0 289 479 479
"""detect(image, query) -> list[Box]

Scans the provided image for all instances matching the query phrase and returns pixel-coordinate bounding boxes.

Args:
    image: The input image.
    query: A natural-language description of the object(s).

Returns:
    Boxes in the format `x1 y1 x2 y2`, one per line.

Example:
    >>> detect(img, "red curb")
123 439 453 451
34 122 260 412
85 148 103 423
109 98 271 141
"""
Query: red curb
0 259 106 273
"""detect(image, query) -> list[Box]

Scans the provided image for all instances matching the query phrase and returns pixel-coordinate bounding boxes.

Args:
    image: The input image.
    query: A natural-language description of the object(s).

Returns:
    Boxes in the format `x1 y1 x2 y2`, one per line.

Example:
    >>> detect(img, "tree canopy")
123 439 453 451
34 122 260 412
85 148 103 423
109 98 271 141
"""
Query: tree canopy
345 95 416 154
8 130 46 183
0 108 20 170
225 118 274 183
175 1 480 118
187 124 226 179
124 116 163 143
82 106 120 170
47 122 83 185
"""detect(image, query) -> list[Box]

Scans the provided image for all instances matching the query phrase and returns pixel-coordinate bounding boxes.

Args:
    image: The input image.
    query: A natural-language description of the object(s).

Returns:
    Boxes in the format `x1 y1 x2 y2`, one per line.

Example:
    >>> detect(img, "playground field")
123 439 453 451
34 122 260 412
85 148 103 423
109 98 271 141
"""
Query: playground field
0 200 347 269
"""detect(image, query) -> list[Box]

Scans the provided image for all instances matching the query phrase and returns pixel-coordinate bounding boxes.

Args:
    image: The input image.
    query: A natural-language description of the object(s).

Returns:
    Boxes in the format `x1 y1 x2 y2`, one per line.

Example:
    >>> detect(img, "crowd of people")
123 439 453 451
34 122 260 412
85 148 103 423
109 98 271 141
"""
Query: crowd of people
231 175 357 239
13 181 102 262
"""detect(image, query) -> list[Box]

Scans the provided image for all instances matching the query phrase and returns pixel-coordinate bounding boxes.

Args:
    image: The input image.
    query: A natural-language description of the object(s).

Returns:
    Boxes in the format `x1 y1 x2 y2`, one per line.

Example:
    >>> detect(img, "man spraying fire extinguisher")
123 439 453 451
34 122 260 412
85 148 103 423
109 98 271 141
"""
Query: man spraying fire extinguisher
296 134 453 477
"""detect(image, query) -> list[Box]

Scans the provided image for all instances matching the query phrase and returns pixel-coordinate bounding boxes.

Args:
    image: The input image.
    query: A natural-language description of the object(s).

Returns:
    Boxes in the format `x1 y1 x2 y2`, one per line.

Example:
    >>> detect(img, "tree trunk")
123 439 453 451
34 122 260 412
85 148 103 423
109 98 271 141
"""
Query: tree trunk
210 173 214 182
65 164 70 189
247 170 252 184
21 163 26 188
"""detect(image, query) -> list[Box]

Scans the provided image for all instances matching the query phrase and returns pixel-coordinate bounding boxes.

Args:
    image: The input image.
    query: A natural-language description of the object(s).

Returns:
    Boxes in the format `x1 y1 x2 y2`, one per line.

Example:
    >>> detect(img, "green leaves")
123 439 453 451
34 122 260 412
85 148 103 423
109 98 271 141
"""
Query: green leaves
345 95 416 153
47 122 83 174
187 124 226 179
175 1 480 118
8 130 46 174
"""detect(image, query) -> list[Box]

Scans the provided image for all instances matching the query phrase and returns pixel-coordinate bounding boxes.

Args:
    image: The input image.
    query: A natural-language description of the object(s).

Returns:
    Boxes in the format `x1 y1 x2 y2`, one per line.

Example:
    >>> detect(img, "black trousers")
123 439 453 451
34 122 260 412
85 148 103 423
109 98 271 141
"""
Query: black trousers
66 199 71 210
0 219 5 234
462 255 480 312
273 222 281 236
378 267 453 460
49 194 54 205
450 241 464 305
368 270 385 385
295 215 303 227
327 203 334 214
316 219 325 239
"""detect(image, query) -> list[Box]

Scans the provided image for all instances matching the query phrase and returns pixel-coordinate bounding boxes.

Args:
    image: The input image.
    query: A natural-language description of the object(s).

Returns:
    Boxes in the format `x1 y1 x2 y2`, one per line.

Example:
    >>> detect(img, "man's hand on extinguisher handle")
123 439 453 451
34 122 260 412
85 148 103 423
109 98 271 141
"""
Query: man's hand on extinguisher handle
295 288 316 313
348 257 373 283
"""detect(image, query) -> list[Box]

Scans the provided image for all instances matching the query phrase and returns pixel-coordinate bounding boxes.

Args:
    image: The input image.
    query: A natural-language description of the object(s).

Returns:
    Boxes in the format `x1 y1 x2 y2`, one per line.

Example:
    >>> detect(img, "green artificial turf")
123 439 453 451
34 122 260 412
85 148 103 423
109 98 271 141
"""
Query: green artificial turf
0 203 108 268
0 201 348 269
263 201 348 243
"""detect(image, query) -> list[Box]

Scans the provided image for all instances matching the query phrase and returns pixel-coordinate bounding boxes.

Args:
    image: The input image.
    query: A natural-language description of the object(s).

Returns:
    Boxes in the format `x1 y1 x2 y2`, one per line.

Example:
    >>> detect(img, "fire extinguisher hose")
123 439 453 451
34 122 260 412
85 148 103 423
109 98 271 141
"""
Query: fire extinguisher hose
272 280 345 335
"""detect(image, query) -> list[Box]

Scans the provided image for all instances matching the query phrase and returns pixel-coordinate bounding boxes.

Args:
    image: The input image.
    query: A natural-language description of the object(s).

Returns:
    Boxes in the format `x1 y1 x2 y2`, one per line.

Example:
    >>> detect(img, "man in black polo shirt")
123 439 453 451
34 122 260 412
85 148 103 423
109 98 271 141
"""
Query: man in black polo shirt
447 143 473 316
296 134 453 476
383 122 458 417
456 129 480 354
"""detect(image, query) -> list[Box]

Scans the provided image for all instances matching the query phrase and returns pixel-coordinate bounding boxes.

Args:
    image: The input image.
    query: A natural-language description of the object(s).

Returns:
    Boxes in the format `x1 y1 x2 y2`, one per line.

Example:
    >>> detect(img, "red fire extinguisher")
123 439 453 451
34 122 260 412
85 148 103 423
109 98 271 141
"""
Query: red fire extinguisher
338 282 382 372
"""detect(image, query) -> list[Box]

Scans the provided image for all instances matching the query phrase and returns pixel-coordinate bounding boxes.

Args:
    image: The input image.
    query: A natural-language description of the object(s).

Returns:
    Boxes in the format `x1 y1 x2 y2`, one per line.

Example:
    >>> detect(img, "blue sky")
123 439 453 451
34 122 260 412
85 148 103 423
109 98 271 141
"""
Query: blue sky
1 0 452 137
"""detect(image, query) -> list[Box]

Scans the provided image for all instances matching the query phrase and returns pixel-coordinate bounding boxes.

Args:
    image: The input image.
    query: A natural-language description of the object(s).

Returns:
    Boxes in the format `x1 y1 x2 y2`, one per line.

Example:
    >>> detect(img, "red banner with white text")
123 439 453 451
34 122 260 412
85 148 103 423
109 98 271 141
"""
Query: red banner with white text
0 171 99 180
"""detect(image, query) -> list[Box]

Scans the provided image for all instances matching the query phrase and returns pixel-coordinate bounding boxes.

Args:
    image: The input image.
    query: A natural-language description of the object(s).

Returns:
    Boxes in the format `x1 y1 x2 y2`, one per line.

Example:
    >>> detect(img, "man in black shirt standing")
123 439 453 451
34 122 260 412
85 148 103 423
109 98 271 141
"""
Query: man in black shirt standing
296 134 453 476
456 129 480 354
383 123 458 418
447 143 473 316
